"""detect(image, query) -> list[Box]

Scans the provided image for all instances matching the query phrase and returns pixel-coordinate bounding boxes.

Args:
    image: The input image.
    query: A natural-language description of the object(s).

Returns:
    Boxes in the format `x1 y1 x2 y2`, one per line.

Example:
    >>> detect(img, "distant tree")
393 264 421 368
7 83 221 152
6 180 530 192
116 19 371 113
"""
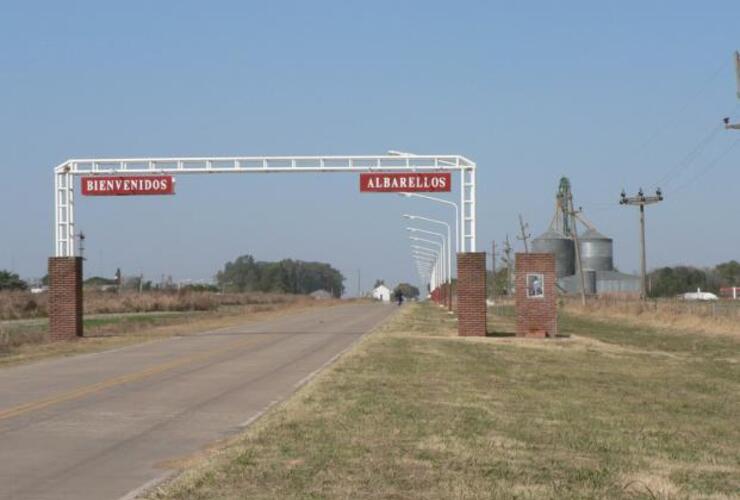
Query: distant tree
84 276 118 287
0 270 28 291
216 255 345 297
648 266 715 297
715 260 740 286
394 283 419 300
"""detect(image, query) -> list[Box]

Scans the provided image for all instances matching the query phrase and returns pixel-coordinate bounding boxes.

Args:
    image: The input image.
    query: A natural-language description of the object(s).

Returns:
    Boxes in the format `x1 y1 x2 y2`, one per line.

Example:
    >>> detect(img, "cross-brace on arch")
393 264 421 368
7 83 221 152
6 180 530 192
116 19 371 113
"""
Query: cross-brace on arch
54 154 477 257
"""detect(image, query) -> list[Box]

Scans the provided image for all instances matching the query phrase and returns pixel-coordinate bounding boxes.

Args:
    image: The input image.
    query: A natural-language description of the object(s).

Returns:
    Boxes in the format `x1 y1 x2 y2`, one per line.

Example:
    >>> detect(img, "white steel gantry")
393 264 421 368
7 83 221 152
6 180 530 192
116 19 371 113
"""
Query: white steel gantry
53 154 477 257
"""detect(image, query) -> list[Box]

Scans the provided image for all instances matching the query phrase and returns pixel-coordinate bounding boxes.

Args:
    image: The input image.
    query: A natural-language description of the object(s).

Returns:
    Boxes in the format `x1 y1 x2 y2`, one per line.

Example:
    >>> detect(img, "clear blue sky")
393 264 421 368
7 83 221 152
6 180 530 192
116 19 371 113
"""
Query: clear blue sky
1 1 739 293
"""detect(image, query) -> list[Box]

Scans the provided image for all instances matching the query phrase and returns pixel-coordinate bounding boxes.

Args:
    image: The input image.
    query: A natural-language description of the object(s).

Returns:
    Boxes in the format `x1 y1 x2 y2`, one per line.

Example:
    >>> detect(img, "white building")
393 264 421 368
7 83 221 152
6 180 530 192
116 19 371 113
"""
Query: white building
371 284 392 302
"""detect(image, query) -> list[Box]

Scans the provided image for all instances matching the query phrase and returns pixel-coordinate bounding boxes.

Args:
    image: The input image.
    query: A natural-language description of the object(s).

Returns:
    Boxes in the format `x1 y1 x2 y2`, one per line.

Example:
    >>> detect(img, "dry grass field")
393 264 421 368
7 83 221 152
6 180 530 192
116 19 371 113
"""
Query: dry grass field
0 290 300 321
148 302 739 499
0 292 338 367
562 296 740 336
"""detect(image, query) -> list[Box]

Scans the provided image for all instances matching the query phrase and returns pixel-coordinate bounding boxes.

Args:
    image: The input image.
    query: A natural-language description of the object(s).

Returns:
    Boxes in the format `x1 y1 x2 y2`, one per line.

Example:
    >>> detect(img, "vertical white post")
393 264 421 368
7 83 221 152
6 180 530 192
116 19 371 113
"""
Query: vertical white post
446 223 451 286
67 172 75 257
54 171 60 257
469 166 476 252
440 244 446 284
459 169 466 253
55 168 76 257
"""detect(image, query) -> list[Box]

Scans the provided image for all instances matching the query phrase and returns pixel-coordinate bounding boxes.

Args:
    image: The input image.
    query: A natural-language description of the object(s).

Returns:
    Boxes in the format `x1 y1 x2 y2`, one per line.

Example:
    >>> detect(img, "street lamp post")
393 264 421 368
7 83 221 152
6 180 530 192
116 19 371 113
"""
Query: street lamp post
411 244 442 293
409 234 446 284
413 252 438 291
404 215 452 305
412 248 440 283
399 193 459 253
410 235 446 305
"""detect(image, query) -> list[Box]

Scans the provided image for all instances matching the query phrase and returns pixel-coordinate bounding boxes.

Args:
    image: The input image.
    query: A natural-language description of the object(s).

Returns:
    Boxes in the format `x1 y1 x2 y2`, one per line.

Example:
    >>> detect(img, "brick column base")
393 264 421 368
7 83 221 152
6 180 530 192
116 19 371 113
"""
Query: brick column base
457 252 487 336
49 257 83 341
515 253 558 338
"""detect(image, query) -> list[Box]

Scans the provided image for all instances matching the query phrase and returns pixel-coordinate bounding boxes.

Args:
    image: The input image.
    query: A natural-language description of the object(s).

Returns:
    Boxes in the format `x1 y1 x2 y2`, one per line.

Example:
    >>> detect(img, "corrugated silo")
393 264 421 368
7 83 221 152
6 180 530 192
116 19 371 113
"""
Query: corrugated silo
532 229 576 278
579 228 613 271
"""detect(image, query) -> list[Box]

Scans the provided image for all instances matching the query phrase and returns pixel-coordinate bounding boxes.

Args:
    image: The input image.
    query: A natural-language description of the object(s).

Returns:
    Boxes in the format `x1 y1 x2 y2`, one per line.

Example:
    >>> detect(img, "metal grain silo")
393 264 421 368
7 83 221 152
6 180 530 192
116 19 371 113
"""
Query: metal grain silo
531 229 576 278
579 228 613 271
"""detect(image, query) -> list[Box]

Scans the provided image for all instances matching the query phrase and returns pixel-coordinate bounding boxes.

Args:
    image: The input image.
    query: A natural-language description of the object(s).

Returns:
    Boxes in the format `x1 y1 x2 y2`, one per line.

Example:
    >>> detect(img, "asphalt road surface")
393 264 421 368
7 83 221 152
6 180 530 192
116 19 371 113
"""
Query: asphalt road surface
0 303 395 500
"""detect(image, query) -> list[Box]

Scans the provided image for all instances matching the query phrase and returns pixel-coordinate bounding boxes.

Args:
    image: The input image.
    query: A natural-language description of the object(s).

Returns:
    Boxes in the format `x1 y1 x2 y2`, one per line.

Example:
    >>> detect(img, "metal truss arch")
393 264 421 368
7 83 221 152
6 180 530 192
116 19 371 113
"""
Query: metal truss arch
54 154 477 257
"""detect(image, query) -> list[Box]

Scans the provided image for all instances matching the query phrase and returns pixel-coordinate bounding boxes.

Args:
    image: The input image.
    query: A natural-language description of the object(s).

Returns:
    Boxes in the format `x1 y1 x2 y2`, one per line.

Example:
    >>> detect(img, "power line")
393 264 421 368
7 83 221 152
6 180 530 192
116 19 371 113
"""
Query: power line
627 57 729 162
652 101 740 189
653 122 724 188
672 136 740 194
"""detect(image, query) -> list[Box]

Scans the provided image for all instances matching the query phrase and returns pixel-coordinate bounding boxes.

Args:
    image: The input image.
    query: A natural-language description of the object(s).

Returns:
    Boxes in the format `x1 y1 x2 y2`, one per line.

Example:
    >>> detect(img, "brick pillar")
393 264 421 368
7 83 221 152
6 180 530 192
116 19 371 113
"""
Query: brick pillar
49 257 83 341
457 252 487 336
515 253 557 338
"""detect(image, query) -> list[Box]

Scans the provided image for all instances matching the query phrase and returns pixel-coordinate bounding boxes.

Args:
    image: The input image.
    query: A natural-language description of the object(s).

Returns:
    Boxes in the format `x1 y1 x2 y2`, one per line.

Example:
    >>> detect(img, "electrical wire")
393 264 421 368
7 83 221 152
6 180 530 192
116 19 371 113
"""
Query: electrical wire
653 101 740 189
654 122 724 188
626 58 729 161
672 136 740 194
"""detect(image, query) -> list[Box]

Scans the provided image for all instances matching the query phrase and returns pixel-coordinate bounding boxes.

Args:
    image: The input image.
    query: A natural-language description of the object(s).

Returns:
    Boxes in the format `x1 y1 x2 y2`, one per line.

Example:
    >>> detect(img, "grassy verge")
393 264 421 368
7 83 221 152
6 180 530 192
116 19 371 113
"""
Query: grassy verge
148 302 739 499
0 301 339 368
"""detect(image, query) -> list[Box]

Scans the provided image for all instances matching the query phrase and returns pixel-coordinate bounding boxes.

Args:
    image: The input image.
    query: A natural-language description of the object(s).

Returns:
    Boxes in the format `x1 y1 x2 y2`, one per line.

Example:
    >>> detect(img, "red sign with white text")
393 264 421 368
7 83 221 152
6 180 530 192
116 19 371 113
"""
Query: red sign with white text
359 172 451 192
81 176 175 196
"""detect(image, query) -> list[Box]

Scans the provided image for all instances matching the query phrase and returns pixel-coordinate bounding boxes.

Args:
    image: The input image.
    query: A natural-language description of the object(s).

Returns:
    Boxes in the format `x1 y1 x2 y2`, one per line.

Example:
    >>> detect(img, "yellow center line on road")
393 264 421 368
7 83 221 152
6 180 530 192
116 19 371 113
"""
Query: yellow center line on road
0 335 261 422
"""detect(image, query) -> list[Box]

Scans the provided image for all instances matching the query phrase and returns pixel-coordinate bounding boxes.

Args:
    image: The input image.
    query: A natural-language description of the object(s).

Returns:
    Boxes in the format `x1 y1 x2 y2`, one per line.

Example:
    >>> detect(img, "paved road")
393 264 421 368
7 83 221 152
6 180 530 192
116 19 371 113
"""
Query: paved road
0 303 394 500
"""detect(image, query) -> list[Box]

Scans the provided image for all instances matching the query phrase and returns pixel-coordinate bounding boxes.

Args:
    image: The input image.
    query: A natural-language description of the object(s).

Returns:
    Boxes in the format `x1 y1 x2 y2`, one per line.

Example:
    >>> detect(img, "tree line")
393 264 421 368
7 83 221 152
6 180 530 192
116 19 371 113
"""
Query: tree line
216 255 345 297
482 260 740 298
648 260 739 297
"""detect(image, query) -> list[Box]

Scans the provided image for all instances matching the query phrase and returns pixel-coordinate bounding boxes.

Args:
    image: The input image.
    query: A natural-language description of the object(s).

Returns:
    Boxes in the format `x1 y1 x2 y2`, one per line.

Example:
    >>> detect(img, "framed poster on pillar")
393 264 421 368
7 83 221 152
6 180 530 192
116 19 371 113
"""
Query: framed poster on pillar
526 273 544 298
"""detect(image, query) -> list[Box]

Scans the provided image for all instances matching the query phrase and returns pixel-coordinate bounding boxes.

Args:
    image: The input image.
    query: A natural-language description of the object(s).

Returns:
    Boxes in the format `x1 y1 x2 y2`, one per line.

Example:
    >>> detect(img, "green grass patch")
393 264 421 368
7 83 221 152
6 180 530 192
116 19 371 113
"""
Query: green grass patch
150 303 740 499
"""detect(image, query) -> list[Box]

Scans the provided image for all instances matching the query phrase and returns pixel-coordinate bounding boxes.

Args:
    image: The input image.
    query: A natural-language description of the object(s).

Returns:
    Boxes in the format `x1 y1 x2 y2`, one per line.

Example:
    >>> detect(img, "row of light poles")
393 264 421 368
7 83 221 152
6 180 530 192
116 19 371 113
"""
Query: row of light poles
386 151 460 304
398 192 459 303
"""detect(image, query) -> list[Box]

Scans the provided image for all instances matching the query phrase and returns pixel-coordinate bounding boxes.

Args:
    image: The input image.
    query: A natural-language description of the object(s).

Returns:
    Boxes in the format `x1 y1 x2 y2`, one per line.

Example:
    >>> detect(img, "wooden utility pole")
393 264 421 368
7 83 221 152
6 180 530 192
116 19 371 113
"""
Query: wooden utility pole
517 214 531 253
491 240 497 302
567 197 587 306
502 235 513 297
723 51 740 128
620 188 664 300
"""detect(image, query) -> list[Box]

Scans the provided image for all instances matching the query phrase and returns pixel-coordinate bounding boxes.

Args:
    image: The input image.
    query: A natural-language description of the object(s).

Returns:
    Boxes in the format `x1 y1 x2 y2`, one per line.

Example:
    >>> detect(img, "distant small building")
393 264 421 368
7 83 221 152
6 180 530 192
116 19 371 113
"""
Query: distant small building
310 289 332 300
681 288 719 301
371 284 392 302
